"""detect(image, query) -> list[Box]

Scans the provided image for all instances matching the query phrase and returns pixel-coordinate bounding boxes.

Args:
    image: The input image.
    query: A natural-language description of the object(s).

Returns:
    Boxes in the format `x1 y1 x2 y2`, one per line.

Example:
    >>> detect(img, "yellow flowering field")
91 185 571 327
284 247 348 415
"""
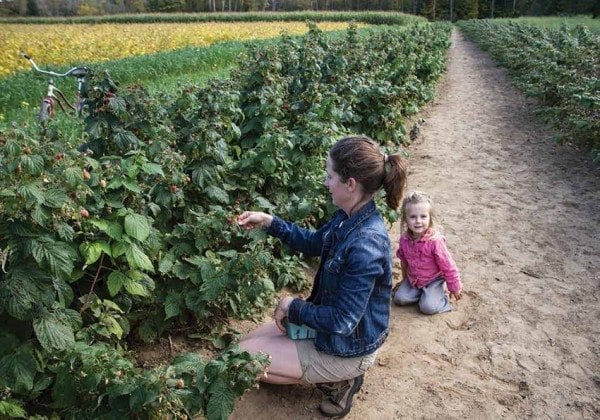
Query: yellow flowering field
0 21 353 78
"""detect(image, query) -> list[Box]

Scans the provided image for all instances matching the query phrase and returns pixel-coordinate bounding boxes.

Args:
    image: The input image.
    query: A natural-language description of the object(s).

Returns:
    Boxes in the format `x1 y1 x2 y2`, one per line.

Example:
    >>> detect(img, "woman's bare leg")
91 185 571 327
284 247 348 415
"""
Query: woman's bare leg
240 321 303 384
240 319 283 341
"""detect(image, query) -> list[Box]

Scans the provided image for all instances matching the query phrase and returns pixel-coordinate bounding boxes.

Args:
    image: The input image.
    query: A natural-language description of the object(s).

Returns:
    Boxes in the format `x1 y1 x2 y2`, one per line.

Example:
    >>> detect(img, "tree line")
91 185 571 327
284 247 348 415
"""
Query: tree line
1 0 598 24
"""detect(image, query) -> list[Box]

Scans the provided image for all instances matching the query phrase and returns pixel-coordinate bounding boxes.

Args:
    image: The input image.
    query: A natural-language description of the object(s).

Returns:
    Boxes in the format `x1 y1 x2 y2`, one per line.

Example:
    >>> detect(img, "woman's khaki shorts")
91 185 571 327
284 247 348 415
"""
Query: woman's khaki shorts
295 339 377 383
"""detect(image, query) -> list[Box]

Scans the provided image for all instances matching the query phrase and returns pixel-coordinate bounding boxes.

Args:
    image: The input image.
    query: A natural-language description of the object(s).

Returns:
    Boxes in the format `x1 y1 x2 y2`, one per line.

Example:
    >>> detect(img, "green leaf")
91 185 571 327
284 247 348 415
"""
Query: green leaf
255 196 275 210
172 261 192 280
205 185 229 204
32 374 54 394
125 244 154 272
171 352 205 376
30 237 77 280
206 379 235 420
102 299 124 313
123 275 149 297
0 189 16 197
108 96 127 113
107 178 123 190
0 399 26 417
112 241 128 258
107 271 128 297
148 202 161 217
158 251 175 274
0 333 19 359
141 162 164 176
97 241 112 256
137 320 157 343
43 188 69 208
122 178 142 193
79 242 101 265
129 386 159 411
124 214 151 242
52 365 77 406
20 154 44 175
91 219 123 240
103 315 124 339
85 116 102 138
56 222 75 242
0 349 37 394
33 313 75 352
80 240 111 265
58 308 83 330
53 277 74 307
217 250 237 258
261 277 275 292
31 204 50 225
164 293 182 319
17 183 44 204
113 130 140 148
200 274 225 302
5 265 53 319
64 167 83 185
261 157 277 174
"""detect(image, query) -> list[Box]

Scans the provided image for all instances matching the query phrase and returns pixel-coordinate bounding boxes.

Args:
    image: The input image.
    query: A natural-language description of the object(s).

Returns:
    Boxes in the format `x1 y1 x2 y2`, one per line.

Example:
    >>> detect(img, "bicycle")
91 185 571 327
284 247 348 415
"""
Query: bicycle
20 53 89 122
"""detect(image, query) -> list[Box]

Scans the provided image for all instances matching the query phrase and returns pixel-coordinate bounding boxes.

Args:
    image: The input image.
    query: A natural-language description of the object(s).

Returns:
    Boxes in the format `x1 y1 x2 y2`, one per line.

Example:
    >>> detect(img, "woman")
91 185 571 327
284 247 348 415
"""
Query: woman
237 136 407 418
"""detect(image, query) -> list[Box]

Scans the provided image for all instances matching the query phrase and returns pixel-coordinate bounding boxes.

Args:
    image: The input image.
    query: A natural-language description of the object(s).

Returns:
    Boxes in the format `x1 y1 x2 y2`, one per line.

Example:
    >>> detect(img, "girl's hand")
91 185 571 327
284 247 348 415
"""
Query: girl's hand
236 211 273 230
450 290 462 301
273 296 294 333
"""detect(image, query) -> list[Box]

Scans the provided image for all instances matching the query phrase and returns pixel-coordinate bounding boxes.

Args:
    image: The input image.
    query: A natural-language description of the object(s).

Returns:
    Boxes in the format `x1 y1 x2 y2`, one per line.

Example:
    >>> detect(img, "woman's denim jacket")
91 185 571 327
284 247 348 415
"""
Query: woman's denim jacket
266 200 392 357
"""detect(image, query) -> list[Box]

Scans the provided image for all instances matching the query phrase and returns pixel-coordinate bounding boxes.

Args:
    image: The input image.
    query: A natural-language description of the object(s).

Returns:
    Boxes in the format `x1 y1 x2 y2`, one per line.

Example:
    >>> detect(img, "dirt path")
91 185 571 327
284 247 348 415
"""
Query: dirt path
230 29 600 419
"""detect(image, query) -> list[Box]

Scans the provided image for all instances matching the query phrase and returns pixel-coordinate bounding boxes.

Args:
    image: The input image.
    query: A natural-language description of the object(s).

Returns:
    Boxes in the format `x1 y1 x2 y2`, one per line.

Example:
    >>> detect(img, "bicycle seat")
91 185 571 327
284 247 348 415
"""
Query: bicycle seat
71 67 89 77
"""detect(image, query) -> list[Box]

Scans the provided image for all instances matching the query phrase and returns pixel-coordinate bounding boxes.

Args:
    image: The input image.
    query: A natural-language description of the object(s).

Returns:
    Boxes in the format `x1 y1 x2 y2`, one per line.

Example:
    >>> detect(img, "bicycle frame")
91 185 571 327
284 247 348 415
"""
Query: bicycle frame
21 53 89 121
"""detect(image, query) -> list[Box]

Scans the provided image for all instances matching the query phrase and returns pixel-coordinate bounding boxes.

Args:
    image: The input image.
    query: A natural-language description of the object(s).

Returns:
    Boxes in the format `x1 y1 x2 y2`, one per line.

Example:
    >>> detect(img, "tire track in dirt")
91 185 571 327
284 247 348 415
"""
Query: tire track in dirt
230 28 600 419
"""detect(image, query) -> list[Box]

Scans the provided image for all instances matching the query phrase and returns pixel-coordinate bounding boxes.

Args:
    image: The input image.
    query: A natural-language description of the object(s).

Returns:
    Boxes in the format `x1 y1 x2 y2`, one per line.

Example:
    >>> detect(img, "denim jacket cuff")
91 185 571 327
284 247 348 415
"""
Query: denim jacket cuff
266 216 285 237
287 298 304 324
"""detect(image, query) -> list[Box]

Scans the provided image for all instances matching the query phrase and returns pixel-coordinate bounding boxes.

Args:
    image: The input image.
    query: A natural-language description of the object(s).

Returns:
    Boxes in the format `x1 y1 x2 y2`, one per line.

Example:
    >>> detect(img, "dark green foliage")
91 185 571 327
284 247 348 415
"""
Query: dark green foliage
46 342 266 418
458 20 600 160
0 22 451 418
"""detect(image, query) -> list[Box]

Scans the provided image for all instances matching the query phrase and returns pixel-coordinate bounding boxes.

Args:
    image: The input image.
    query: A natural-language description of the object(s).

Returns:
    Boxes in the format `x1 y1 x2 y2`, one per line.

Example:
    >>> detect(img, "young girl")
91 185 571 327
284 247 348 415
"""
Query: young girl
393 191 462 314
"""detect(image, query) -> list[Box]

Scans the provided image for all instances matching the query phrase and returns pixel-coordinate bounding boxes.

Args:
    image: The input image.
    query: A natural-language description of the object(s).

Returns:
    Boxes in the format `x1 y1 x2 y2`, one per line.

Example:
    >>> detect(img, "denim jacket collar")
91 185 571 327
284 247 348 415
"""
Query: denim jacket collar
334 200 377 242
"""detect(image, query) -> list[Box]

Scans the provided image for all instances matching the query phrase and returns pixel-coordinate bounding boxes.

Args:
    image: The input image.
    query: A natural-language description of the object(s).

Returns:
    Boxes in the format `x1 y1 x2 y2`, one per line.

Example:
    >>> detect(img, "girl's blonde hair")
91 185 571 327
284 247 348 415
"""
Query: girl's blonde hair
400 191 436 235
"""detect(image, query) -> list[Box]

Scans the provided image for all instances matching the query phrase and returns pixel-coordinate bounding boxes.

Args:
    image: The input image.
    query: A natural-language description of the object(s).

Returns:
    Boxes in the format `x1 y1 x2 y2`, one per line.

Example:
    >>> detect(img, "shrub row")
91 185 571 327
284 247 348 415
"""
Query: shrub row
458 20 600 160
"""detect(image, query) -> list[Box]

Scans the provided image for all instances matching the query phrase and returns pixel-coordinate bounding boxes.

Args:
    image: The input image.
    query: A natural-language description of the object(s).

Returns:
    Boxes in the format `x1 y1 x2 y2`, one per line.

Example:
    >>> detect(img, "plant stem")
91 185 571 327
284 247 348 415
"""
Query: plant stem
80 253 105 314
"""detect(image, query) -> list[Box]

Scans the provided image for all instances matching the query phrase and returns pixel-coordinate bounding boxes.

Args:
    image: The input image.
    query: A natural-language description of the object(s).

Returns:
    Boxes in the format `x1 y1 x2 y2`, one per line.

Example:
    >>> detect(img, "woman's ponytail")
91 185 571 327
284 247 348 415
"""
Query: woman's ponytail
382 153 407 210
329 136 407 210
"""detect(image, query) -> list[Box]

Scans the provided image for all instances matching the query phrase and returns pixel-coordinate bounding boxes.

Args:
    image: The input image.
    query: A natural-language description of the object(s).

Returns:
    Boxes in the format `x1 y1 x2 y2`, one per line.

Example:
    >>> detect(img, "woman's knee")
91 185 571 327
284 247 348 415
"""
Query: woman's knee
239 336 260 353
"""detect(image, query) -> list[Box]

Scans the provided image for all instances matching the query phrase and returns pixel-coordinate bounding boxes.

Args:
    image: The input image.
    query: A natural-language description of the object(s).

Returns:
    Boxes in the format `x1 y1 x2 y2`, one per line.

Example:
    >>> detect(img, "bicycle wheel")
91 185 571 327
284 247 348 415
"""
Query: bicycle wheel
39 97 54 121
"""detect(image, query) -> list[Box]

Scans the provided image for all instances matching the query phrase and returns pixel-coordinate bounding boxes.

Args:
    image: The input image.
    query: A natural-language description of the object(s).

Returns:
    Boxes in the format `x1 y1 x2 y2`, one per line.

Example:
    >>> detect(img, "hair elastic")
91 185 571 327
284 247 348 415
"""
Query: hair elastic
383 153 390 175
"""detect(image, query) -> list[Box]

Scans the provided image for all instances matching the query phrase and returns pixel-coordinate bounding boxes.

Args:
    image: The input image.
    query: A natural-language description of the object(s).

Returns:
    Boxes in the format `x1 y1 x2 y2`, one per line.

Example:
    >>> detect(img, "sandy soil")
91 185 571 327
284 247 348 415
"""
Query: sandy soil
229 29 600 419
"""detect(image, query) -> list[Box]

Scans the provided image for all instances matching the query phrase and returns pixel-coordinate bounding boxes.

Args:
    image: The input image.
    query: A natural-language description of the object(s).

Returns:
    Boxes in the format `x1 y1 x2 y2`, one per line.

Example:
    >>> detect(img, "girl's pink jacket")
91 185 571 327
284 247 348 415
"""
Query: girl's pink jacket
396 229 462 293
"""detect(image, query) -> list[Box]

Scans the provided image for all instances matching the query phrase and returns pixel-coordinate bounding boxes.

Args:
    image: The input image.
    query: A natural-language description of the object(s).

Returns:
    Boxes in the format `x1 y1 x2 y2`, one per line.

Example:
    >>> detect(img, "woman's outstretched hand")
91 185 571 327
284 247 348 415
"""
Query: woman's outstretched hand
237 211 273 230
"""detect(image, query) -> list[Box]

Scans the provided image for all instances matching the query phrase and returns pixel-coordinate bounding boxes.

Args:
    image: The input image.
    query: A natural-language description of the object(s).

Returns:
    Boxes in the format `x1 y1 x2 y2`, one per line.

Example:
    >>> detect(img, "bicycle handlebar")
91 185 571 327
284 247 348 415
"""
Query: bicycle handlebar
20 52 88 78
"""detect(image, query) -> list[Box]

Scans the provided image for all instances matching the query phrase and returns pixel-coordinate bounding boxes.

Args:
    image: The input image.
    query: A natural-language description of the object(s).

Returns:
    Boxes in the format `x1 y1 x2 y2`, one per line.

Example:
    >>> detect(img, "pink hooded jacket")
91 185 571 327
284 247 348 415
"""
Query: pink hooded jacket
396 229 462 293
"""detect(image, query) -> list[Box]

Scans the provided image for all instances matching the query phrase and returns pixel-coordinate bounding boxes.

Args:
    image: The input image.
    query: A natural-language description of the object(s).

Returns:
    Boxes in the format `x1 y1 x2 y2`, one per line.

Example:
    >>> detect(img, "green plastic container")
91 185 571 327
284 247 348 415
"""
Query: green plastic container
284 318 316 340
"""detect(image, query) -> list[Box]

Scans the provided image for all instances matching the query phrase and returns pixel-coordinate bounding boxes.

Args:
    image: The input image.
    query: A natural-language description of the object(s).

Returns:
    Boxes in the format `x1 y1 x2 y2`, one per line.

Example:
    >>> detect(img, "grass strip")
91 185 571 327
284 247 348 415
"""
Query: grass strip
0 25 393 125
